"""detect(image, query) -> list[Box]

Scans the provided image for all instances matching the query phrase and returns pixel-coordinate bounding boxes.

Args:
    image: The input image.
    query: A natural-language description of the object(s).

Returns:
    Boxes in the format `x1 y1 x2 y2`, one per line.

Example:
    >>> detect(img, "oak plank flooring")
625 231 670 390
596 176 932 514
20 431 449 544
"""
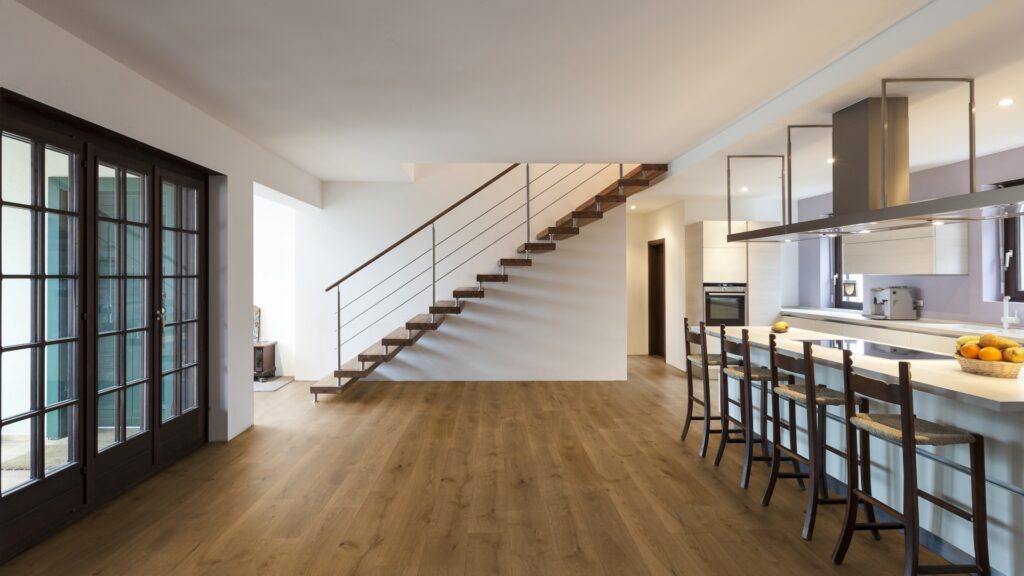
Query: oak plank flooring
0 358 932 575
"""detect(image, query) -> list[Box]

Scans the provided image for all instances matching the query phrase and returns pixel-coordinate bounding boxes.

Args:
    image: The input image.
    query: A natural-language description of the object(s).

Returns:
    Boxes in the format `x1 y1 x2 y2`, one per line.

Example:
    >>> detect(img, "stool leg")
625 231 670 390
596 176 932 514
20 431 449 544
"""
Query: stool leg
760 379 770 460
699 368 713 458
801 401 821 540
714 373 730 467
857 398 881 541
969 435 990 576
787 388 804 491
740 378 754 489
681 361 695 442
832 419 859 565
761 388 783 506
817 404 831 500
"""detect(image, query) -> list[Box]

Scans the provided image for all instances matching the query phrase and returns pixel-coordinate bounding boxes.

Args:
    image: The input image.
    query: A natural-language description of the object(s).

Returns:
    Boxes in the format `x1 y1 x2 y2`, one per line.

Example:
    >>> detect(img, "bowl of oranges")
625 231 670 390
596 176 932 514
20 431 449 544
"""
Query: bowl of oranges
955 334 1024 378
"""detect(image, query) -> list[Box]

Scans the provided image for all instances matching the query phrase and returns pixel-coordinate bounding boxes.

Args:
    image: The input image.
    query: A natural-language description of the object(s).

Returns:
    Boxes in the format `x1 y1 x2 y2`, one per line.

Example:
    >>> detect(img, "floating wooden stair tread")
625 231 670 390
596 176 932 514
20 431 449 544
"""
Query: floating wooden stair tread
598 178 649 198
335 358 382 378
453 286 485 298
382 327 426 346
557 210 602 227
477 274 508 283
311 374 357 396
576 194 625 213
406 313 445 330
500 258 532 267
430 300 466 314
358 343 402 363
517 242 555 254
536 226 579 241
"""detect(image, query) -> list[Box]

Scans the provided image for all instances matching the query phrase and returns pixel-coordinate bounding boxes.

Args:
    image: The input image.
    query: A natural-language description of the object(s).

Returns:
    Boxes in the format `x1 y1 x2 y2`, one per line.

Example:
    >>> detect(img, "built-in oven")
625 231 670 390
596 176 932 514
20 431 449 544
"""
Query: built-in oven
704 283 746 326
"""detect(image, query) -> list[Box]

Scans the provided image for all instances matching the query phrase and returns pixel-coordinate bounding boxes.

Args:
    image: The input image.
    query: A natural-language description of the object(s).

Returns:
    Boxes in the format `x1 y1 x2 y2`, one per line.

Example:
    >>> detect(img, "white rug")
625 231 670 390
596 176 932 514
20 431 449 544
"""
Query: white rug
254 376 294 392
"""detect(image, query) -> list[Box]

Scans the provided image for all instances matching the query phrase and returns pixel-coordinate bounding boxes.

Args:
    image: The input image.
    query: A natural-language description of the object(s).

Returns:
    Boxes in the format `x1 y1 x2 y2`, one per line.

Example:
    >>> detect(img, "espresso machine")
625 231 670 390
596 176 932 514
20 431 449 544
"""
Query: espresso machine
863 286 920 320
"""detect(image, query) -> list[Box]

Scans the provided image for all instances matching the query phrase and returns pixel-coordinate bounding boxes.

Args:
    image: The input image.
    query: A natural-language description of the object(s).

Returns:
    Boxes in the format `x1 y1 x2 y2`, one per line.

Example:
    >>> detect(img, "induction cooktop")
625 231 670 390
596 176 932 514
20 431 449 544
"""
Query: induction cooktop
797 339 950 361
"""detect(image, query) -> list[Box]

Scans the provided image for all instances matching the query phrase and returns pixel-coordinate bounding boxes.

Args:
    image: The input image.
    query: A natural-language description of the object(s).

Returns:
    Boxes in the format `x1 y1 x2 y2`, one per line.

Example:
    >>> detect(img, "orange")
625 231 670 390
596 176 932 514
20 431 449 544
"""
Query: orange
960 344 980 359
978 347 1003 361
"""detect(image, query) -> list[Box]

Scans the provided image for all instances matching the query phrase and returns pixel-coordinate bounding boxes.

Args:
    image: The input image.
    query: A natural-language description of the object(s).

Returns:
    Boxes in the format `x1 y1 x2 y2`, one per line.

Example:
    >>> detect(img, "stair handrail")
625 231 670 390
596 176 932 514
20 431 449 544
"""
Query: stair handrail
324 163 520 292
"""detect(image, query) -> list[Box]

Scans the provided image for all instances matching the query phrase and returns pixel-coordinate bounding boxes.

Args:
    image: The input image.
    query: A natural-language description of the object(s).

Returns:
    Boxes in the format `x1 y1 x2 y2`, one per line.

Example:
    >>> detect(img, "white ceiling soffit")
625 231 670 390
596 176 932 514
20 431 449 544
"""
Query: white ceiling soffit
20 0 930 182
628 0 1021 214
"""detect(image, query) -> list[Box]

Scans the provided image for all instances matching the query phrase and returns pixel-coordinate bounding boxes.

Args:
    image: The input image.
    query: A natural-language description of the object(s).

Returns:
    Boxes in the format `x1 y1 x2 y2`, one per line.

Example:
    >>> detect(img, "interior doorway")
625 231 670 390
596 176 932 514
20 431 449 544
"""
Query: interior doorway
648 239 665 358
251 185 296 397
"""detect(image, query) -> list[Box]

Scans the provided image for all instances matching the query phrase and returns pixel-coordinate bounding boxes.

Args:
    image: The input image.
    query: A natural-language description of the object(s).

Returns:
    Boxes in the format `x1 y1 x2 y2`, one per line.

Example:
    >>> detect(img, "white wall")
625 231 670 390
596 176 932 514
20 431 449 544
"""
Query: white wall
0 1 322 440
294 163 628 381
252 189 296 376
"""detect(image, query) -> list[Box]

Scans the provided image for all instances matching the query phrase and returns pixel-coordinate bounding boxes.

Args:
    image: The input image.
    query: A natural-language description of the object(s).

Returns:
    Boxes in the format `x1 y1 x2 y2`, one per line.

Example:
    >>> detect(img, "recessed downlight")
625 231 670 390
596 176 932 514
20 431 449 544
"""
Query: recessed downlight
999 98 1014 107
630 205 637 210
740 186 749 192
932 221 945 226
826 157 836 164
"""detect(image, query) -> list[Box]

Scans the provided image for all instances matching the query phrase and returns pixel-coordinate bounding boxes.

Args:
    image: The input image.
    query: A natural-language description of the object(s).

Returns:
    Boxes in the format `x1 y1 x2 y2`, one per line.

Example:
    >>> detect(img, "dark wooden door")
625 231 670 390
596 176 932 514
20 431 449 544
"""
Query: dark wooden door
648 240 665 358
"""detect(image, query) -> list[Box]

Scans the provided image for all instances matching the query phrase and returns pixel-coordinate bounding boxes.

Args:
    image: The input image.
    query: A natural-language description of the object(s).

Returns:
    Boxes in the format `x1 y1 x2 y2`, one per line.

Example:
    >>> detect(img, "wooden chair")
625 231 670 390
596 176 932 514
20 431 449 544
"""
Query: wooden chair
832 350 990 576
680 319 722 458
761 334 878 541
713 327 773 489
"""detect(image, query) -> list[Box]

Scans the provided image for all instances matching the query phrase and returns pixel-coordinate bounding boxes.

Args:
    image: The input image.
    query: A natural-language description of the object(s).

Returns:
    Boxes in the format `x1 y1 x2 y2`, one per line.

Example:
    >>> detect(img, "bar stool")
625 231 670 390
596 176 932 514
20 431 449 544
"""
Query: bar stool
714 327 773 489
680 319 722 458
832 351 990 576
761 334 879 541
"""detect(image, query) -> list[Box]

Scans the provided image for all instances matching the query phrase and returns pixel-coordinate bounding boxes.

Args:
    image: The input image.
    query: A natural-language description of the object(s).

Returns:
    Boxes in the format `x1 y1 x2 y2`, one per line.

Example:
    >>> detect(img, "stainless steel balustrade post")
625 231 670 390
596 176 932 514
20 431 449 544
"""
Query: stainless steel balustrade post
336 286 342 385
431 223 437 311
525 164 531 242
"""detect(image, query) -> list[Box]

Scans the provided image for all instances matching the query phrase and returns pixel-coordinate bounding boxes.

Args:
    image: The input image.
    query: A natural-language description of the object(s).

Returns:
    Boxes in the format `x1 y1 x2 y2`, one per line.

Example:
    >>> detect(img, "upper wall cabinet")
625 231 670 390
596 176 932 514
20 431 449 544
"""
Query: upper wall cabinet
842 223 968 275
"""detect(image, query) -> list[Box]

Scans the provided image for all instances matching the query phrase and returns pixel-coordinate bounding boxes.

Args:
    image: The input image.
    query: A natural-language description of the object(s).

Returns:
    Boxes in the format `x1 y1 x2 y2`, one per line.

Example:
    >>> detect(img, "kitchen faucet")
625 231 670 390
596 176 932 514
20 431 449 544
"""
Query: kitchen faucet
1002 296 1019 331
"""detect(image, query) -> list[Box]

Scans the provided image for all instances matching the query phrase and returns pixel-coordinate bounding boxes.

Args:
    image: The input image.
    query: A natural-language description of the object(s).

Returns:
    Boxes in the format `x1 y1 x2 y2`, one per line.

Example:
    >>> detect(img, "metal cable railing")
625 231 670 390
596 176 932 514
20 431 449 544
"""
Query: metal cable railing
326 162 631 378
335 164 616 347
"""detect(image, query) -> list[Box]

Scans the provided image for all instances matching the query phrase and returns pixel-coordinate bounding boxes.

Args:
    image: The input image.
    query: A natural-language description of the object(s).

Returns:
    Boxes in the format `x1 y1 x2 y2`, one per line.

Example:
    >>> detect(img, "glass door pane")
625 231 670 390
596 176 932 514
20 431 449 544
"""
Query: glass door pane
1 133 80 496
159 180 200 422
95 163 150 451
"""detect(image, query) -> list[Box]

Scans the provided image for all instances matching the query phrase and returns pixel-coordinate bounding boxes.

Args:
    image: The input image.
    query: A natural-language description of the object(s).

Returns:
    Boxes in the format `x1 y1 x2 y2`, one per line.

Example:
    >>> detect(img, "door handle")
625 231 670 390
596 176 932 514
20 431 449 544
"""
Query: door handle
156 307 166 329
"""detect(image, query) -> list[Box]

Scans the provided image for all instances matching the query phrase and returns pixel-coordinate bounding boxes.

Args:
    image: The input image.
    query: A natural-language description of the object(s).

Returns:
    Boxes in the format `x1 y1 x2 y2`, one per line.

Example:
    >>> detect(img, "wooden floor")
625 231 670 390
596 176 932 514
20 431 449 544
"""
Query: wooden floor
0 356 928 575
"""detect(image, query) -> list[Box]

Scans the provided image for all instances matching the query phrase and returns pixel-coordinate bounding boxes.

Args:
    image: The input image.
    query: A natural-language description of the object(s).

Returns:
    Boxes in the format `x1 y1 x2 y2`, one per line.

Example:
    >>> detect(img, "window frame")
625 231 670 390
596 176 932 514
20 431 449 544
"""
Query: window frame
832 237 863 311
1005 217 1024 302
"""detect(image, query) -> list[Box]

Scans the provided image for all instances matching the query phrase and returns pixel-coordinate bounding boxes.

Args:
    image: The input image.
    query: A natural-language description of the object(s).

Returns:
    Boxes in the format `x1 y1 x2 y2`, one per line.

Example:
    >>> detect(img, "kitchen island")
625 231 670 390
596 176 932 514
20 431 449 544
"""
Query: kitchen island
700 325 1024 575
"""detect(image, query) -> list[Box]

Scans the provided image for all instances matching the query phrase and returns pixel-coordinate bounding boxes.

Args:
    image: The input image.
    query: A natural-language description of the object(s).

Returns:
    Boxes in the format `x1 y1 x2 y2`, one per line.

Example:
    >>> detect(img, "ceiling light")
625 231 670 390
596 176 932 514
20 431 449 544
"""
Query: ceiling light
740 186 749 192
826 157 836 164
630 205 637 210
932 221 945 226
999 98 1014 107
857 229 871 234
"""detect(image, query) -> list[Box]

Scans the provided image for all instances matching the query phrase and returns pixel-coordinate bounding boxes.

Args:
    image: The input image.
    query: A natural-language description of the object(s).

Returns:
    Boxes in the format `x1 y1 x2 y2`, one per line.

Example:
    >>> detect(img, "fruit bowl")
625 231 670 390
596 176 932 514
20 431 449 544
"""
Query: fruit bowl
954 353 1024 379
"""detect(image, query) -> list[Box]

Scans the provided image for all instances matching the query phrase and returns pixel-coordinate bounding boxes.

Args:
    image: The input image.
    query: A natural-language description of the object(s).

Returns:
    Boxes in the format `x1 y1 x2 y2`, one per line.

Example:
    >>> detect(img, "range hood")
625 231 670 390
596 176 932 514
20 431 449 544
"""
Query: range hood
728 79 1024 243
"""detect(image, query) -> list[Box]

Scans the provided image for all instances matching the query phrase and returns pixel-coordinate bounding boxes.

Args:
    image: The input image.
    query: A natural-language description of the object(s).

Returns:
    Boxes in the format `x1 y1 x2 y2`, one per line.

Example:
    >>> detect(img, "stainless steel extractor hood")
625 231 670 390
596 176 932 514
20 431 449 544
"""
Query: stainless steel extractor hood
727 78 1024 243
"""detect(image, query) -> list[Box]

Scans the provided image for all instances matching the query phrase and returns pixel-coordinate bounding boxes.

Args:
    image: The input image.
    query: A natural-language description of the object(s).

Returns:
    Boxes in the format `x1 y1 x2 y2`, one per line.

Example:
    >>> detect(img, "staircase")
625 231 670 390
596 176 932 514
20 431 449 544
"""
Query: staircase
311 163 668 399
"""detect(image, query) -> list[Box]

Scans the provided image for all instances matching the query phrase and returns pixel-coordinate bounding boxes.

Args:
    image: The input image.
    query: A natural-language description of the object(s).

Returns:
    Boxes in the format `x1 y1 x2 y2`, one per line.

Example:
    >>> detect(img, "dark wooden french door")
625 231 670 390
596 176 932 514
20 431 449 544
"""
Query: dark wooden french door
1 89 208 561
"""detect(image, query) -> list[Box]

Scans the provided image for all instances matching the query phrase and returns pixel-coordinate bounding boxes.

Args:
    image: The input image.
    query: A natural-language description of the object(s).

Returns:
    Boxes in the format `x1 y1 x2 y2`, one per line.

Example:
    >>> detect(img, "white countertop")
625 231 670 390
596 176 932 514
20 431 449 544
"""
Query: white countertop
780 307 1024 340
706 325 1024 413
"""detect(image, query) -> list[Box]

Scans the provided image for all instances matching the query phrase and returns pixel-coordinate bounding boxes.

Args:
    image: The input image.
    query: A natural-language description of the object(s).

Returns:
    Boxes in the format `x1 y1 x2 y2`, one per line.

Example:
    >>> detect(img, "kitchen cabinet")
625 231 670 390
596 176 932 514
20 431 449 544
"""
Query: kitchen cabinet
843 223 967 275
685 220 780 325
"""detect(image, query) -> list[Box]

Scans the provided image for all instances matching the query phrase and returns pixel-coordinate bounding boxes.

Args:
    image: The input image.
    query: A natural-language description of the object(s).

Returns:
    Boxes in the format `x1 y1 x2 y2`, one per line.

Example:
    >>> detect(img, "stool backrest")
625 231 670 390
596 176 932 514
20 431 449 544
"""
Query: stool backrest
840 348 917 451
684 317 708 362
720 326 755 382
769 333 823 432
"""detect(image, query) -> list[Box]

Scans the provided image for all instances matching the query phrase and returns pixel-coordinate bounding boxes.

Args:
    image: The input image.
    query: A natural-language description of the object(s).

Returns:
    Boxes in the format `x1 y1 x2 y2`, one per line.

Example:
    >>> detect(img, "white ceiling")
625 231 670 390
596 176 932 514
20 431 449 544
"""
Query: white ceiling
630 0 1024 213
20 0 928 182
